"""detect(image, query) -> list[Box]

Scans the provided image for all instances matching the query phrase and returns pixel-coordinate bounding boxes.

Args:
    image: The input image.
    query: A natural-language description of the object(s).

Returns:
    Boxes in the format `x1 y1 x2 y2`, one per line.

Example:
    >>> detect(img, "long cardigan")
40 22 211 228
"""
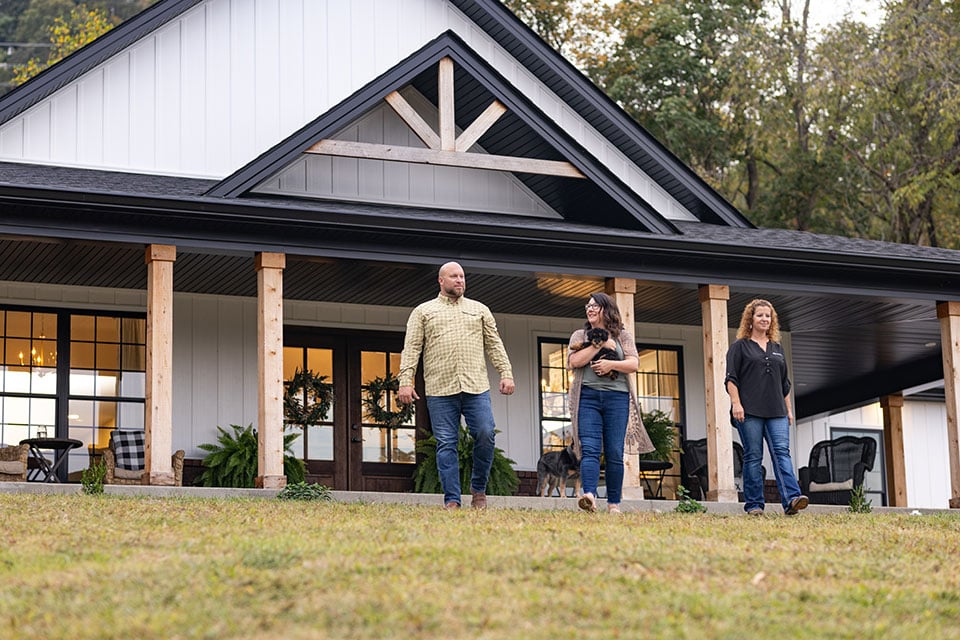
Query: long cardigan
566 327 655 460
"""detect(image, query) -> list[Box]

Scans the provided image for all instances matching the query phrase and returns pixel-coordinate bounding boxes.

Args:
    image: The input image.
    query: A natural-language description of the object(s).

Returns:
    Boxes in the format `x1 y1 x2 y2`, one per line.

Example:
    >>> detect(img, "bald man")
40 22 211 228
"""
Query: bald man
398 262 515 509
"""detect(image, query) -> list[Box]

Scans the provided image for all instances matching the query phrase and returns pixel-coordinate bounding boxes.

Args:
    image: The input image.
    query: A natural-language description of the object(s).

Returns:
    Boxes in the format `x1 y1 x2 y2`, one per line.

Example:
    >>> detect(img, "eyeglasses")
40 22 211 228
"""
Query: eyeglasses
584 303 601 311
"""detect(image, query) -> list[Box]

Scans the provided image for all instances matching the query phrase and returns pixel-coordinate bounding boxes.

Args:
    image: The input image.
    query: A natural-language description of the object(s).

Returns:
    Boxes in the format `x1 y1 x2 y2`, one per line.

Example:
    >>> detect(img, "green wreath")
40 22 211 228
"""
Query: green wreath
362 374 415 428
284 368 333 426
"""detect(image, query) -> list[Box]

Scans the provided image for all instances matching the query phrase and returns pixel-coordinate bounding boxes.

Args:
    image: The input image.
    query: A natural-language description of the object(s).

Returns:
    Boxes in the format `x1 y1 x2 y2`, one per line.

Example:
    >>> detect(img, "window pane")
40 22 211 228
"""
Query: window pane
95 372 119 397
306 425 333 460
32 339 57 369
121 345 145 371
118 402 144 430
33 313 56 340
95 401 118 428
0 311 4 335
96 344 120 370
71 342 95 369
96 317 120 342
121 317 145 343
4 365 29 393
30 370 57 395
362 426 388 462
360 351 386 384
119 372 145 398
658 350 678 374
6 311 30 337
392 428 416 463
5 396 29 427
69 400 95 427
70 371 96 397
71 316 95 341
30 397 55 426
283 347 303 381
285 425 304 458
637 350 659 373
307 348 333 379
389 352 401 375
5 337 29 366
542 420 573 450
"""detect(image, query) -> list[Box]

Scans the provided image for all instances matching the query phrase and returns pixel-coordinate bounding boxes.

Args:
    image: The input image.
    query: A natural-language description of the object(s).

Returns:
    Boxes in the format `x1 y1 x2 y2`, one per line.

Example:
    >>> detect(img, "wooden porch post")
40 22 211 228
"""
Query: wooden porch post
880 393 908 507
937 301 960 508
145 244 176 485
605 277 643 500
256 252 287 489
698 284 737 502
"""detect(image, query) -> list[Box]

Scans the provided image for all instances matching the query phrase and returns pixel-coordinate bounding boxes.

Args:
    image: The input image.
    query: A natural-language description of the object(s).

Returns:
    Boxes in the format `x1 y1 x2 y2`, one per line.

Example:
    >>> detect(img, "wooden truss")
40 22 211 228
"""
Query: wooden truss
305 57 585 179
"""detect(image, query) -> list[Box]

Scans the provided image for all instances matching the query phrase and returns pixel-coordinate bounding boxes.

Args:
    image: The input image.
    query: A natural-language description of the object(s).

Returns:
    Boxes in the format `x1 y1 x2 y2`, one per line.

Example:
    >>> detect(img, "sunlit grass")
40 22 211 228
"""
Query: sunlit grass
2 495 959 639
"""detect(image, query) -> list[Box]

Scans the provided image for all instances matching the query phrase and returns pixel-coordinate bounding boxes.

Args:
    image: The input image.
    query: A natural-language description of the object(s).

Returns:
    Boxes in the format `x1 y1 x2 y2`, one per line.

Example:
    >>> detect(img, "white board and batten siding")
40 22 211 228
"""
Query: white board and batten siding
0 0 697 222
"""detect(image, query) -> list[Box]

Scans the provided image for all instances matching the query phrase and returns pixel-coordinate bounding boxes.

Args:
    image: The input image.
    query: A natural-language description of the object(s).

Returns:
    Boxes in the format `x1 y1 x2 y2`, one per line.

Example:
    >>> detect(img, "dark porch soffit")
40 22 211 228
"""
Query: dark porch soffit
205 31 678 234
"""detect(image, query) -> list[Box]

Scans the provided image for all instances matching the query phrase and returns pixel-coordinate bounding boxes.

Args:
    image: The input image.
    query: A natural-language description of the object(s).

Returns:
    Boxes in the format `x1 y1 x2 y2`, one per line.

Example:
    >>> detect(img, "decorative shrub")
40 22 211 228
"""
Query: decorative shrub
413 426 519 496
81 459 106 495
640 409 679 462
198 424 304 487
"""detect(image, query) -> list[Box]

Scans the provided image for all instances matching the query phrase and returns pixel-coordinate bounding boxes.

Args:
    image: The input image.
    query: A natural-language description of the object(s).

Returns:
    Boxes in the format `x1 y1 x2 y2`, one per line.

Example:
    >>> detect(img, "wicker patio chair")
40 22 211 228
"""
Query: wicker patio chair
681 438 762 501
798 436 877 505
103 430 185 486
0 443 29 481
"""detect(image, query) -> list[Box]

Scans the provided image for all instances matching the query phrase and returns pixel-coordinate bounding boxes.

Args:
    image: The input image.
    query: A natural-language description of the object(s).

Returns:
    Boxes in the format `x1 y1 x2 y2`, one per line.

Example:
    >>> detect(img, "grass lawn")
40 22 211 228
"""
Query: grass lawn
2 494 959 639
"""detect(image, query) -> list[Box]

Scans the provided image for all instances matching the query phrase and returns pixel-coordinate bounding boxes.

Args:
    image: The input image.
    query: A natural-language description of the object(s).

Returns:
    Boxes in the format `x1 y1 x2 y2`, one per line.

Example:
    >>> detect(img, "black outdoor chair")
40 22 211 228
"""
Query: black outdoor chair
798 436 877 505
681 439 763 501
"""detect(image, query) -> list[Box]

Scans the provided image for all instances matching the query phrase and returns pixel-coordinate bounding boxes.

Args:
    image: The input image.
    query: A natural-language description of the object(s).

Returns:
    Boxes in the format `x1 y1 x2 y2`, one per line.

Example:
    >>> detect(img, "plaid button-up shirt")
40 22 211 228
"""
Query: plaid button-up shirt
399 294 513 396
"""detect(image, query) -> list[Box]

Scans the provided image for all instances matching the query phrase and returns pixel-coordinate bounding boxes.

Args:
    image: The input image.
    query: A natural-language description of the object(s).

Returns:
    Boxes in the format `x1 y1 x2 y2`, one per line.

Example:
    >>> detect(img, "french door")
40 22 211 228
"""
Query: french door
283 328 425 491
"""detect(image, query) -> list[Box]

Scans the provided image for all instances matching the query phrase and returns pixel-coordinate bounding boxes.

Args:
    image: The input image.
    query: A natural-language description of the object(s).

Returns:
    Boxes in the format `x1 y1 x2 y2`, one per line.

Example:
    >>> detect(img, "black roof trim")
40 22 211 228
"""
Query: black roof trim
206 31 677 234
0 0 203 124
449 0 753 229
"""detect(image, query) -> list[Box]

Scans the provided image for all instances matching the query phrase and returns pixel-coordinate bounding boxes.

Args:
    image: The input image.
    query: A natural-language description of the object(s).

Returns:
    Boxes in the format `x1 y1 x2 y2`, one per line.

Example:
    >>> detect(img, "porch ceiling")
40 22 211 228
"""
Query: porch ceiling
0 239 944 420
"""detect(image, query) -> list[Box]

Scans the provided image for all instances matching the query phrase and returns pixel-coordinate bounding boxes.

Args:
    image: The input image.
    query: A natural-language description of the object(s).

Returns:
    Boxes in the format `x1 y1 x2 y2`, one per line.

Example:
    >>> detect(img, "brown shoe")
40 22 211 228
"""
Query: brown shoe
471 490 487 510
785 495 809 516
444 501 461 510
747 508 764 516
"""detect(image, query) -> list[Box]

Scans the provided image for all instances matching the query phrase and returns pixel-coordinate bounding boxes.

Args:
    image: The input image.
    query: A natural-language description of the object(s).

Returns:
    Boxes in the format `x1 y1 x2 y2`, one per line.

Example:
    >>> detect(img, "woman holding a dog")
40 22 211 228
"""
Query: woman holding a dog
567 293 654 513
725 298 808 517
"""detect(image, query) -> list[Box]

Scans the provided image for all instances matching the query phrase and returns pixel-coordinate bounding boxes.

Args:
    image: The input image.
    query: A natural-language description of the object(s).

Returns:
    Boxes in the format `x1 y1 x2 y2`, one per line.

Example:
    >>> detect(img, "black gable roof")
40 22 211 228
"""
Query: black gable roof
0 0 749 230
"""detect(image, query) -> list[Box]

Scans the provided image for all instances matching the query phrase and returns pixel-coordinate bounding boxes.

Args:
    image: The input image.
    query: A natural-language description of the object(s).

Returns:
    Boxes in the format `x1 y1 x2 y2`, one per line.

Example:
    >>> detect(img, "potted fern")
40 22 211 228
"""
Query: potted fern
640 409 680 462
413 426 519 496
197 424 305 487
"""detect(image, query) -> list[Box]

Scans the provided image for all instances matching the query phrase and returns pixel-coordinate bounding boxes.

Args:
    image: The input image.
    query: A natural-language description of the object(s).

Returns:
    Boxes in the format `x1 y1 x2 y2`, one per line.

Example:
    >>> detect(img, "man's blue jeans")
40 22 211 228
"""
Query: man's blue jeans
735 414 803 512
426 391 496 506
577 386 629 505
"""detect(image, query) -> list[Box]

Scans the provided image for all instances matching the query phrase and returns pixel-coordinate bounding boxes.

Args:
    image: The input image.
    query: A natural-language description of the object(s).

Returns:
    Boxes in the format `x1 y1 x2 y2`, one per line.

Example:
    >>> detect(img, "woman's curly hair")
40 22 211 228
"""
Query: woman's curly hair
736 298 781 342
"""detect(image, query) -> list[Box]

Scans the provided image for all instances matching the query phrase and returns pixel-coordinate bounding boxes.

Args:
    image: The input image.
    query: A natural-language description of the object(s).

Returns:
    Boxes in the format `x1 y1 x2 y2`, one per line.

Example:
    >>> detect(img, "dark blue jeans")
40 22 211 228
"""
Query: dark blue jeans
735 415 803 513
426 391 496 506
577 386 629 504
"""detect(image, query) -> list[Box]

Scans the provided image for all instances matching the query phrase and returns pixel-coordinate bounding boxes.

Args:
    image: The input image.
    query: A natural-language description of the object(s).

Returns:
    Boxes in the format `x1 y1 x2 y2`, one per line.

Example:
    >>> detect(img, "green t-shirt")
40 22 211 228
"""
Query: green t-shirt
582 340 629 392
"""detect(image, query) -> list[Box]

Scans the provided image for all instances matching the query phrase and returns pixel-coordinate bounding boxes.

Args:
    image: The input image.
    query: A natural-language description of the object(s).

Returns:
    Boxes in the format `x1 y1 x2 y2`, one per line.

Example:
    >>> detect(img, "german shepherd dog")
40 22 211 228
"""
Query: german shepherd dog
569 327 621 380
536 446 582 497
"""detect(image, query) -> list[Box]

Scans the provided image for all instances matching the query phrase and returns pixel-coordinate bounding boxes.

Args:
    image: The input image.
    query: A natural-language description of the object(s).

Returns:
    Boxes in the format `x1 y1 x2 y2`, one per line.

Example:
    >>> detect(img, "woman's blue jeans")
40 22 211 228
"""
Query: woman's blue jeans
426 391 496 506
735 414 803 512
577 386 629 504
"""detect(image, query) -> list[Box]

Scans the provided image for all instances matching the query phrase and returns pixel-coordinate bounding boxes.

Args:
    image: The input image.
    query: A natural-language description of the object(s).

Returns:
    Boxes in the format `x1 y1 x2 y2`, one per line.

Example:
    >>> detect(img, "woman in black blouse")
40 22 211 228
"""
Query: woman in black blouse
725 299 808 516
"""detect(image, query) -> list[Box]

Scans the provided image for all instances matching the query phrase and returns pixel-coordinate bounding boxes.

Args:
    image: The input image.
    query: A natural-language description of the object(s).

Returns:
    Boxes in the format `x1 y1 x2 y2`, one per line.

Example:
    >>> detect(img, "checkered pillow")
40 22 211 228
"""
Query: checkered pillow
111 430 145 471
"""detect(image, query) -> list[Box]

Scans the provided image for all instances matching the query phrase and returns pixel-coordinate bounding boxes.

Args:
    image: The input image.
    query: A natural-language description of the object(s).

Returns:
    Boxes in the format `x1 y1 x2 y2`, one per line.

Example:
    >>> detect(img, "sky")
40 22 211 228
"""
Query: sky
804 0 883 30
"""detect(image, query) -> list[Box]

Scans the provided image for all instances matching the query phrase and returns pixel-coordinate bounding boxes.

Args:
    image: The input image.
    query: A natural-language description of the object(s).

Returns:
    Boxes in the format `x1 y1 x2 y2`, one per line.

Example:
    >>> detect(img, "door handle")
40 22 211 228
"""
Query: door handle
351 437 361 443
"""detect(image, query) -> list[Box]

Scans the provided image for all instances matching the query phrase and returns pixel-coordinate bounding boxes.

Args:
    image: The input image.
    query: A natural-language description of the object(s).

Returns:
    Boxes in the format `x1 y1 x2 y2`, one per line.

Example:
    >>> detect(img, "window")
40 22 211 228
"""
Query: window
359 350 415 464
537 338 685 455
0 306 147 480
283 346 335 460
635 344 684 427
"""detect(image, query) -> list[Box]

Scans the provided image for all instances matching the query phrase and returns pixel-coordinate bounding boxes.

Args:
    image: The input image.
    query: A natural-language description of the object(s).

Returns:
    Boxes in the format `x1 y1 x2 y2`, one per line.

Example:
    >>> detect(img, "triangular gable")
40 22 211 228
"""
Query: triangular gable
207 31 678 234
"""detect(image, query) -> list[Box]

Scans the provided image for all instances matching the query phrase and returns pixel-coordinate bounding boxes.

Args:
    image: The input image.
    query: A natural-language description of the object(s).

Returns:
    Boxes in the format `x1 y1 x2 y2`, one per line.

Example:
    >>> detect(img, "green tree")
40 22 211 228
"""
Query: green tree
12 2 111 85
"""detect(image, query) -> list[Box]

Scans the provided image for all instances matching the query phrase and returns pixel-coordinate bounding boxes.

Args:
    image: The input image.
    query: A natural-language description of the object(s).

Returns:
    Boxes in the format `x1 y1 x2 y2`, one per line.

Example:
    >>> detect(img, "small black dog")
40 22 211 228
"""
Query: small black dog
536 446 581 497
571 327 621 380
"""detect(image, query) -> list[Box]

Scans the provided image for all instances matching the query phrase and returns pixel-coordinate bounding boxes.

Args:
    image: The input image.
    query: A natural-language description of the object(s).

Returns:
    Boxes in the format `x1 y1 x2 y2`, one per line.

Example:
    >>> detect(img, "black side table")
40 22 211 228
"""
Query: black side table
638 459 674 499
20 437 83 483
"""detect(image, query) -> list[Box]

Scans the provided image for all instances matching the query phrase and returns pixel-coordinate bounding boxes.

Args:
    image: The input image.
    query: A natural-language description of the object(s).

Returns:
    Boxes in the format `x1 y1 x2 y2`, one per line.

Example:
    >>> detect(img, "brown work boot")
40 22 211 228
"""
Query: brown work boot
471 490 487 510
443 501 461 510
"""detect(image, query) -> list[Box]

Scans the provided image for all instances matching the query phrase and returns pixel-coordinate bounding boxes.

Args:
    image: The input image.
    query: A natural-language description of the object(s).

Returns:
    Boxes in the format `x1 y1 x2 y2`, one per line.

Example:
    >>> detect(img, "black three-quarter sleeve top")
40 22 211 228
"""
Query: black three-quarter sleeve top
724 338 791 418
